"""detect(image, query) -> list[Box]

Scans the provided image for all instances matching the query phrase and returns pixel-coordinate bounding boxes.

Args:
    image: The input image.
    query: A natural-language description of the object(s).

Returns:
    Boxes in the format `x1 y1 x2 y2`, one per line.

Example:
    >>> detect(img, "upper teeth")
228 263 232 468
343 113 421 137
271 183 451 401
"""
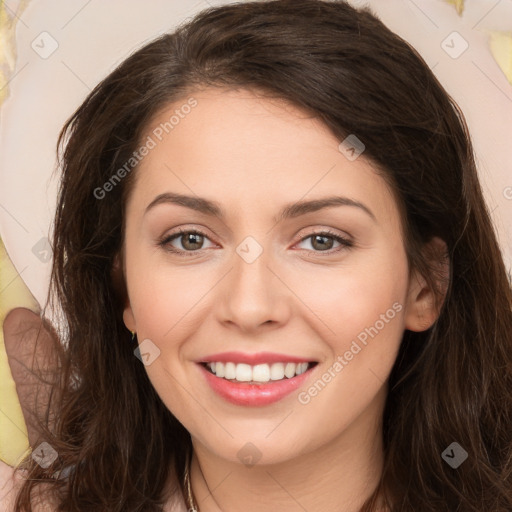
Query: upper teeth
206 361 310 382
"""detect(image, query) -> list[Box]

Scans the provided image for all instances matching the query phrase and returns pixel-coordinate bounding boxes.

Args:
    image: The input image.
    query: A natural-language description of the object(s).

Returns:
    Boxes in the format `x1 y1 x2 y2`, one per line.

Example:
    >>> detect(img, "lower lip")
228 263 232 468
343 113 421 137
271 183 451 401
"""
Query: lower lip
197 363 317 406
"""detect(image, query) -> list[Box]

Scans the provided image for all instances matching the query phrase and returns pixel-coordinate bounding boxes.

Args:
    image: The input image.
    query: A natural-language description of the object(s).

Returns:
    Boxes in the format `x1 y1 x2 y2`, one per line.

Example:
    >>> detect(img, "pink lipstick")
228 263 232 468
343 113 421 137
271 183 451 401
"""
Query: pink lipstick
195 352 318 406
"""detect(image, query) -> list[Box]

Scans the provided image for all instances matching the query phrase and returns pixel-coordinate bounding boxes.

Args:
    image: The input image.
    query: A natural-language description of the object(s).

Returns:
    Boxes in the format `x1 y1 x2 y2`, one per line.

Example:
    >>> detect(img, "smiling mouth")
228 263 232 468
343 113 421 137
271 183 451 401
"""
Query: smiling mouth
199 361 318 384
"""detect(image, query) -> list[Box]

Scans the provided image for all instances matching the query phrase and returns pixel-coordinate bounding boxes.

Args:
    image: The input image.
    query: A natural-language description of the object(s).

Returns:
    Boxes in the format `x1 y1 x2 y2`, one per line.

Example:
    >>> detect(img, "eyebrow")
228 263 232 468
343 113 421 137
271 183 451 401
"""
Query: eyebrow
144 192 377 223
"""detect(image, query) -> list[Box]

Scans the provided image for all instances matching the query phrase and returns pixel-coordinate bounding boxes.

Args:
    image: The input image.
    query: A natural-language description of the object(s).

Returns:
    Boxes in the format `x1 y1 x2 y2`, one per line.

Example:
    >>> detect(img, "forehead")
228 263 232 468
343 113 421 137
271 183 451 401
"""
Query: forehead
141 87 340 172
128 87 399 228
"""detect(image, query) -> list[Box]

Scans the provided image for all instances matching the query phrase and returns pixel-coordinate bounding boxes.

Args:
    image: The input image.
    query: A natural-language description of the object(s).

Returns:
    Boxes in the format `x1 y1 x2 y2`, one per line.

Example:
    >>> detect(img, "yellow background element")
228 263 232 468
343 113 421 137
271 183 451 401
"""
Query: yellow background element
0 238 37 467
445 0 465 16
489 31 512 84
443 0 512 85
0 0 33 468
0 0 29 104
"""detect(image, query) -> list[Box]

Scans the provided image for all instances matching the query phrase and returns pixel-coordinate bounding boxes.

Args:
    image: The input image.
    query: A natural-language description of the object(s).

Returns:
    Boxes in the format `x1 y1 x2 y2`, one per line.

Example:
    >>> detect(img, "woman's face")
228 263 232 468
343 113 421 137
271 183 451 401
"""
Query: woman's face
121 87 431 465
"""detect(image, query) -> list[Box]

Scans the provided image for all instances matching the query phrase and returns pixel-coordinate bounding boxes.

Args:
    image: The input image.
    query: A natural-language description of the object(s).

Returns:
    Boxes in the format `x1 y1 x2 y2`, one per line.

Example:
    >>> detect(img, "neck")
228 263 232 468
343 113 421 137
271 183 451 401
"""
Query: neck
188 387 389 512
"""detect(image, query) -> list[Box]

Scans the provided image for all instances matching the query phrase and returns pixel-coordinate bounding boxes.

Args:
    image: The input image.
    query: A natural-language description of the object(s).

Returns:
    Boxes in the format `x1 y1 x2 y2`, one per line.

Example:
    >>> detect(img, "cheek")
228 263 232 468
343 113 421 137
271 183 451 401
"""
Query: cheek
125 257 217 400
294 269 407 428
127 252 212 339
291 250 408 345
287 249 409 409
127 266 200 413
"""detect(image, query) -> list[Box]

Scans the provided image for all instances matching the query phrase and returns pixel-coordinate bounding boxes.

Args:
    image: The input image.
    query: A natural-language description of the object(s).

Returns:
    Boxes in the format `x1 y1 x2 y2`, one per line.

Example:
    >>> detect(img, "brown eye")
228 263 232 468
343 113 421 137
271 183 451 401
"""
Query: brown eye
295 230 353 254
180 232 204 250
159 229 214 255
311 234 335 251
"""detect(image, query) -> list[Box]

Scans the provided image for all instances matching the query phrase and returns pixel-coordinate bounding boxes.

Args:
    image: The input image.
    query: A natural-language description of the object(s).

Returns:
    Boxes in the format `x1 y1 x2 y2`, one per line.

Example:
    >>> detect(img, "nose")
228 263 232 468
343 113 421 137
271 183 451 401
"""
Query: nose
216 242 291 333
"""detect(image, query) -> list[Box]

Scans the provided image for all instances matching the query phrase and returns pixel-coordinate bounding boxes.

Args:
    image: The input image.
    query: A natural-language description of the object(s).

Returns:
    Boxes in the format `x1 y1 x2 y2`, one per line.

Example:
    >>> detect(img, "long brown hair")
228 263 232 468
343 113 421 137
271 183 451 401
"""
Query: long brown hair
14 1 512 510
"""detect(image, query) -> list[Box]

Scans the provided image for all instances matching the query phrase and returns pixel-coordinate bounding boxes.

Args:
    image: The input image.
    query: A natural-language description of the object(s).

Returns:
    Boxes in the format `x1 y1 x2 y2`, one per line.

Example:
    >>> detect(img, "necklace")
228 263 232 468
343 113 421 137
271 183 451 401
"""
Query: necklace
182 452 389 512
183 451 199 512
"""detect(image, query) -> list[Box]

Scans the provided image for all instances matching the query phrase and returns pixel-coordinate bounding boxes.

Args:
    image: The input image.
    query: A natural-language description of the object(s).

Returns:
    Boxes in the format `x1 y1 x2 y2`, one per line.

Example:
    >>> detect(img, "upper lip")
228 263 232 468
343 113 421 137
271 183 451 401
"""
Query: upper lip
196 351 316 365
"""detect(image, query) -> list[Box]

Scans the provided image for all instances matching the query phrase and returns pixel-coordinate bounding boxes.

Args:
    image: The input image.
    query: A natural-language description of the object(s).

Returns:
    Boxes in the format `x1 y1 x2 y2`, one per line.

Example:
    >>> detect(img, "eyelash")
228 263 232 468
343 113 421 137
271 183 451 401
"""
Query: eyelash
158 227 353 257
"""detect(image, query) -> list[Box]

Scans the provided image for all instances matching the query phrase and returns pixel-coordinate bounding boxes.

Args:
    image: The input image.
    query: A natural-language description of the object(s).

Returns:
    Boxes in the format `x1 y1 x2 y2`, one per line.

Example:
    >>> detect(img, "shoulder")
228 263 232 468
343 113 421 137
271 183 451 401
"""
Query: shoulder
0 459 24 512
2 459 188 512
0 459 57 512
163 481 190 512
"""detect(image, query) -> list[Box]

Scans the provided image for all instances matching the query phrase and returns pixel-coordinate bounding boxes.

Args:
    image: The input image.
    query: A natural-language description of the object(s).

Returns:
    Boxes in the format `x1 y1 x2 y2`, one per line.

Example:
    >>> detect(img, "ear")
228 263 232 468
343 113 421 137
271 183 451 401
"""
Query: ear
404 236 449 332
123 306 136 333
111 252 136 332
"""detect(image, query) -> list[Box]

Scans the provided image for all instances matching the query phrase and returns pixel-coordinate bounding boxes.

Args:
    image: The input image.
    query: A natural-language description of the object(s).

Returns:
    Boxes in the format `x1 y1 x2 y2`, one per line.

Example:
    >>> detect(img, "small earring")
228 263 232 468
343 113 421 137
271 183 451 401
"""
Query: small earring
131 330 137 342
